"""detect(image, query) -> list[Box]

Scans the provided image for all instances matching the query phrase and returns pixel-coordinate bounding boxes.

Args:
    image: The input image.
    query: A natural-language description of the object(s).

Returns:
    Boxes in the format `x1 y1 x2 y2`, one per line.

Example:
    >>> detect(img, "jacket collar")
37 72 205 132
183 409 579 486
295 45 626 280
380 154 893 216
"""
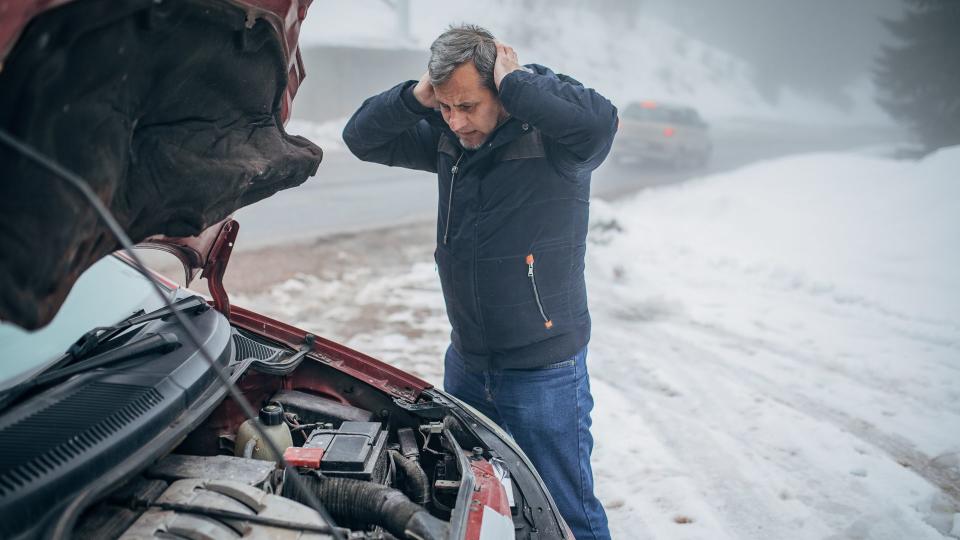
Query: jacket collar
437 116 532 159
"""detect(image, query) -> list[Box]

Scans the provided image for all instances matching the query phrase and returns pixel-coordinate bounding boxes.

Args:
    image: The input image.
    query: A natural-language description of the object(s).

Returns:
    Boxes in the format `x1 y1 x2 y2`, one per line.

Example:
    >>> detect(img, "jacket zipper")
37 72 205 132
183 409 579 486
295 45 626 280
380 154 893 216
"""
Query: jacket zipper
442 152 464 245
526 254 553 329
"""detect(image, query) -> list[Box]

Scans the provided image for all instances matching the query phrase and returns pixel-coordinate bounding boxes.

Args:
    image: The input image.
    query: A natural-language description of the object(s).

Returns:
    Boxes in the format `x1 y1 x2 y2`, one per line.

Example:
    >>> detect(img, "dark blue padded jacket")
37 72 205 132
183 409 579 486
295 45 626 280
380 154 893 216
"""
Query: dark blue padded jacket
342 65 618 370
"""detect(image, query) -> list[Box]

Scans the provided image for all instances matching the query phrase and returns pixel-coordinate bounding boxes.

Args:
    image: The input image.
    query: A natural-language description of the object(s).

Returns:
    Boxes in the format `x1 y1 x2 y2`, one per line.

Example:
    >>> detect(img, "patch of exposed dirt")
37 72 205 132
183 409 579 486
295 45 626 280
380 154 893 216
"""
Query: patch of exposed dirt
164 220 436 298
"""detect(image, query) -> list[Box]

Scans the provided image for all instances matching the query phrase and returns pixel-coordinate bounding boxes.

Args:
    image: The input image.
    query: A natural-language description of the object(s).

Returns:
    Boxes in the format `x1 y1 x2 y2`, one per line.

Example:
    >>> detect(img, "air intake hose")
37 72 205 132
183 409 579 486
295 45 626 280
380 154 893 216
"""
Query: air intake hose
389 449 430 506
284 470 447 540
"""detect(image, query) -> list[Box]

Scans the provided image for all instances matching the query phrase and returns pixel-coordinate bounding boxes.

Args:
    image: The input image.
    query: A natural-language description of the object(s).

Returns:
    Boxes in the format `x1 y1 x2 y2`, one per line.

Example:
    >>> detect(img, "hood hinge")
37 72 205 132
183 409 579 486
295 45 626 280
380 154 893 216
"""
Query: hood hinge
200 219 239 318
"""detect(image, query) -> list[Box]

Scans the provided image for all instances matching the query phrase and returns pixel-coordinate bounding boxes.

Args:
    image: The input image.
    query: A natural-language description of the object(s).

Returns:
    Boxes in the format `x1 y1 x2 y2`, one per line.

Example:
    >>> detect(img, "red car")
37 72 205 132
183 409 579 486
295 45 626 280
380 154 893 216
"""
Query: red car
0 2 569 538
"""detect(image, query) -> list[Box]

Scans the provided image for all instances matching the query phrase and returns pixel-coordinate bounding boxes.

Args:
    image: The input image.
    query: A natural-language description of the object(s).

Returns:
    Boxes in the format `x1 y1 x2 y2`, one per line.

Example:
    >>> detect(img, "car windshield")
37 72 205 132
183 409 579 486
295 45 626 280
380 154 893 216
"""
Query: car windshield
0 256 170 392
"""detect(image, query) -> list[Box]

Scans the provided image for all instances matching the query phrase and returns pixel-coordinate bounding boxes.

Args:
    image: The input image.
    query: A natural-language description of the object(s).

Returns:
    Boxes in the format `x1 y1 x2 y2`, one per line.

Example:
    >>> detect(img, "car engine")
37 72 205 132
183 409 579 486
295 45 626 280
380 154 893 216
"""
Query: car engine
68 329 513 540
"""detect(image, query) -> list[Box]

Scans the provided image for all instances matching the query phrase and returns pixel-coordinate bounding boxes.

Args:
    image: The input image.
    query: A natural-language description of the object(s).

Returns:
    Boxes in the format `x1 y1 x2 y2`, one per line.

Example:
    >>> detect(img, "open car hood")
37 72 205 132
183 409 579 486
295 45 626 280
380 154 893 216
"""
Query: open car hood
0 0 321 330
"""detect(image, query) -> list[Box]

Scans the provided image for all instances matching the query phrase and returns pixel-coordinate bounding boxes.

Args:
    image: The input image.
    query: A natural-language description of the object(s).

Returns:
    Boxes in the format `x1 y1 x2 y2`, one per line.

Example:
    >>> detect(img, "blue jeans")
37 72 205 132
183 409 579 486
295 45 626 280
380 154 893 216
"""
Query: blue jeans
444 344 611 540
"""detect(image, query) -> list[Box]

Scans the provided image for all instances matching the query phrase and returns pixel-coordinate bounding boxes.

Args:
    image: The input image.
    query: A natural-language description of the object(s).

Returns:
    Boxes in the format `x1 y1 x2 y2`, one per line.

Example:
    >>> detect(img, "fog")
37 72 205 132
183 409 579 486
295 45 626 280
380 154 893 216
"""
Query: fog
643 0 906 107
294 0 908 125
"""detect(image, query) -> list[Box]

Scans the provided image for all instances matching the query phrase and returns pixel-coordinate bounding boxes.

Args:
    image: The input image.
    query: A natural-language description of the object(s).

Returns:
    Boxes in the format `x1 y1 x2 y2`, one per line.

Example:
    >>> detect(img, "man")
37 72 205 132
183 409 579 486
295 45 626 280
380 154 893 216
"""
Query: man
343 24 616 540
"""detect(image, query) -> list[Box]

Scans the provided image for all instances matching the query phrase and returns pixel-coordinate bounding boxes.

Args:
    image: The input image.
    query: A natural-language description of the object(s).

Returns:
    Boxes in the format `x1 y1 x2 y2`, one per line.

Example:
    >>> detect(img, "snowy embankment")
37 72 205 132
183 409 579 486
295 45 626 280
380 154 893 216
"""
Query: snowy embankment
235 147 959 539
285 117 348 153
585 147 959 539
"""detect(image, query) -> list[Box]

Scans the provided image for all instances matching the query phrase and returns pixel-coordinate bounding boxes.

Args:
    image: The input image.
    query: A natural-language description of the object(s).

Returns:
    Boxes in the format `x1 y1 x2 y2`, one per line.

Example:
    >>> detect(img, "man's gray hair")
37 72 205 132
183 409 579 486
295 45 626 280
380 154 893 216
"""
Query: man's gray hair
428 24 497 92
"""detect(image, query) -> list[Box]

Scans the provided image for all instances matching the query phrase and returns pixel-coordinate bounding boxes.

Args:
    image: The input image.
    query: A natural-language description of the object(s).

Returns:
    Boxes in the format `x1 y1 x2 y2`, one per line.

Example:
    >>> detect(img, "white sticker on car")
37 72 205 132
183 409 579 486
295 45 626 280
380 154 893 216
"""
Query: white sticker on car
479 505 515 540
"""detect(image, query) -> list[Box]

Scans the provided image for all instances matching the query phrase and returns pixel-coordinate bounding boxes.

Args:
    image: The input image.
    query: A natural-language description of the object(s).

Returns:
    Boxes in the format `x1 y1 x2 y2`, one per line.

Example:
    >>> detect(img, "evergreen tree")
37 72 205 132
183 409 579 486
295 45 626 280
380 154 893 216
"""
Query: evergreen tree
874 0 960 150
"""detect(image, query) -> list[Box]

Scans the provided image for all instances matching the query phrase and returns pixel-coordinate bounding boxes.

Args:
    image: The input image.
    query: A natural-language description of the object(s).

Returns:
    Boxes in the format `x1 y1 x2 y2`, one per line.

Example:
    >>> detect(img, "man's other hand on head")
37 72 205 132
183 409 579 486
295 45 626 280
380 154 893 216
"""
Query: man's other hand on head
494 43 523 91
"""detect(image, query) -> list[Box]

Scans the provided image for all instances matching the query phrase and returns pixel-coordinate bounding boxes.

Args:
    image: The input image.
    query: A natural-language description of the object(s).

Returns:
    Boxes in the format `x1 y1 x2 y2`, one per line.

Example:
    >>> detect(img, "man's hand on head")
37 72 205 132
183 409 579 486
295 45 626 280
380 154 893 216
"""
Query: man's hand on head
413 71 439 109
494 43 523 91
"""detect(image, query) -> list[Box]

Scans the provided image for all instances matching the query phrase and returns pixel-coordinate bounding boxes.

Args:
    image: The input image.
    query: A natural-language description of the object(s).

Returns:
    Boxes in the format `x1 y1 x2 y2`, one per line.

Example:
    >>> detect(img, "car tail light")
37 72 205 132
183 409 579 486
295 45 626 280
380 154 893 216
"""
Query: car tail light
663 127 675 137
641 100 657 109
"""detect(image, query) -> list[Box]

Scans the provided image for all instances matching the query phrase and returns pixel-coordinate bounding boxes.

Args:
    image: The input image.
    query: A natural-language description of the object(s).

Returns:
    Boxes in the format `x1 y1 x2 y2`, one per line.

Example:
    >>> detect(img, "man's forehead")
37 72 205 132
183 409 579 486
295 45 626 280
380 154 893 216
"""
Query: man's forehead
433 63 489 105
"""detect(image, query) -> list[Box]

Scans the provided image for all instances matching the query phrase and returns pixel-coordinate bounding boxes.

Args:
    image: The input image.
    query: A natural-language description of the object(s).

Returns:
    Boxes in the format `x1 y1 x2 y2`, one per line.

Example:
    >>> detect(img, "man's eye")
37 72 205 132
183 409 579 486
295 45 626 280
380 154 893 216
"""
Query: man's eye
440 104 450 111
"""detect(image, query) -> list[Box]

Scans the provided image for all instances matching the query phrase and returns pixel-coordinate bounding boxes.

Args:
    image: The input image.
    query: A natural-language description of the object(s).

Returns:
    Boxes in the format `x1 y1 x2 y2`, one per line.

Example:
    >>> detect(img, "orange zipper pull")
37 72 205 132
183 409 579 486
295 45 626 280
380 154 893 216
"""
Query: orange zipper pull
527 253 552 328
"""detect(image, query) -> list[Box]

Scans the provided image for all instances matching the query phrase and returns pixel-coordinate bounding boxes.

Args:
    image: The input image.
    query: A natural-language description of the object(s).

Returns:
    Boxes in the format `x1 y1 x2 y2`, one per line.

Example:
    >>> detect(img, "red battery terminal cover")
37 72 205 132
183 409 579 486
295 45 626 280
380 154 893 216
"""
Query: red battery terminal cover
283 446 325 468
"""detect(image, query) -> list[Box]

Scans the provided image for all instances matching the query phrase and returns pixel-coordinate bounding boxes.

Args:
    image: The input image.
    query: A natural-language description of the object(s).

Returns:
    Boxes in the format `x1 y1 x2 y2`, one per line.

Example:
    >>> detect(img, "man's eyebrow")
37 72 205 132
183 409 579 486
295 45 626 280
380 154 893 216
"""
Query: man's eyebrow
438 100 477 108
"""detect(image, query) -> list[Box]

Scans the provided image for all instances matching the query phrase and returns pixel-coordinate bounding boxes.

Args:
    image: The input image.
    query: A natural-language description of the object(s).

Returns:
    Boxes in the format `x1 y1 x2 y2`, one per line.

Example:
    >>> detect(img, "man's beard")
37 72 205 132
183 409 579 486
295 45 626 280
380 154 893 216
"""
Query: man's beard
459 138 485 151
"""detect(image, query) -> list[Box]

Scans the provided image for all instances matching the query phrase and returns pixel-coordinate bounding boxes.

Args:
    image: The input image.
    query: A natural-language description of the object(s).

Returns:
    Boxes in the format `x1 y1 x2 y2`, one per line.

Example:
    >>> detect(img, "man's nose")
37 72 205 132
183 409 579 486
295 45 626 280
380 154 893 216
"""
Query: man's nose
448 111 467 132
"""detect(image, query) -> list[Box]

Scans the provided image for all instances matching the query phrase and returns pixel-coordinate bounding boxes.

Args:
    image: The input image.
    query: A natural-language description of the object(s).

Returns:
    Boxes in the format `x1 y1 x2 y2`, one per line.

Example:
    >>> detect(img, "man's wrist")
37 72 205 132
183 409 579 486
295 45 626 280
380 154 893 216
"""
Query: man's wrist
497 68 531 107
496 66 533 92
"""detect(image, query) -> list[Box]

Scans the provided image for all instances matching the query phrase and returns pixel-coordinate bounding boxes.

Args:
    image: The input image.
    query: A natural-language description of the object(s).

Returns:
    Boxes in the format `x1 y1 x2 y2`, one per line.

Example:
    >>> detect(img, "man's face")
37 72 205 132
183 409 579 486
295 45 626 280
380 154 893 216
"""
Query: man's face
433 62 507 150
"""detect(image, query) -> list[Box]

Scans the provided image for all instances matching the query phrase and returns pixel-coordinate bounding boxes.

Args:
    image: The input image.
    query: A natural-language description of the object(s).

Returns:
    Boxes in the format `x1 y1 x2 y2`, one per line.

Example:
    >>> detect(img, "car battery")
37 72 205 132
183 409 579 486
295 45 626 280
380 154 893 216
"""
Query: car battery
303 421 389 483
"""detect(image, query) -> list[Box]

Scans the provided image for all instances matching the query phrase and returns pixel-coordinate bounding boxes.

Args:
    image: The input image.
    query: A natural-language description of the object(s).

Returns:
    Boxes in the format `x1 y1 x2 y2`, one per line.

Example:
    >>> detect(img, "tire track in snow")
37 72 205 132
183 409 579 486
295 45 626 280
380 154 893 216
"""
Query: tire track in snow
591 329 840 539
671 319 960 507
594 326 950 540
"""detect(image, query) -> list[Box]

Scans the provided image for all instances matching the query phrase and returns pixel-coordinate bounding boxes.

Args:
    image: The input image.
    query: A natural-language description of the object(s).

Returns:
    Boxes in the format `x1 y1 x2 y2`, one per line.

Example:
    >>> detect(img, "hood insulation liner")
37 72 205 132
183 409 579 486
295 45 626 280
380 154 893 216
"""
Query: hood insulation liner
0 0 322 329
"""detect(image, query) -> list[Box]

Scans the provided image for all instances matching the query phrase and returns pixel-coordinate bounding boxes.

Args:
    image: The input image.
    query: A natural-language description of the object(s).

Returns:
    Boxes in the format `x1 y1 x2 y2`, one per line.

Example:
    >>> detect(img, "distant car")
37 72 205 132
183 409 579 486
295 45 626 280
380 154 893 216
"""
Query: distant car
0 1 568 539
614 100 712 168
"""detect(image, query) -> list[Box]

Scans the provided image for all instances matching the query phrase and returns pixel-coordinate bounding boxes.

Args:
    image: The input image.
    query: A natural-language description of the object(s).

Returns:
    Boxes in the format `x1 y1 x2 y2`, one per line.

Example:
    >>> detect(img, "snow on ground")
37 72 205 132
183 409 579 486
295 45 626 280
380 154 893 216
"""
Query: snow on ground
234 147 960 539
583 147 960 539
284 117 348 153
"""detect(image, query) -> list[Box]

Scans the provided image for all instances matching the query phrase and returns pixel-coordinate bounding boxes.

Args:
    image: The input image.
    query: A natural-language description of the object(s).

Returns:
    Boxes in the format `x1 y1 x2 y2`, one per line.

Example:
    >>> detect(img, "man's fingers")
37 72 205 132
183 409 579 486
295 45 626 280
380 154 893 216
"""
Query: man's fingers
413 70 438 108
496 44 518 65
493 41 521 90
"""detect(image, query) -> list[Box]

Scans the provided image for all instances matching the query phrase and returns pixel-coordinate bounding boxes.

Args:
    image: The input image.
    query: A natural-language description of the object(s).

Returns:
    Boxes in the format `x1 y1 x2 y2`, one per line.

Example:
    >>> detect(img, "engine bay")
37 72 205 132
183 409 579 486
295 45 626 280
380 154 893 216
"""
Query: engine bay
71 329 520 540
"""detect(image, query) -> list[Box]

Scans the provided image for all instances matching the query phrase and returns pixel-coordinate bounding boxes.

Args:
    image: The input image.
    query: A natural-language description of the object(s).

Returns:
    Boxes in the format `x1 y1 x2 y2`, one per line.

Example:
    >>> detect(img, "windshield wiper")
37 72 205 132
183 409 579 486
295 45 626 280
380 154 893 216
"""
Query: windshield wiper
37 333 180 388
0 296 205 410
67 295 208 361
0 332 181 409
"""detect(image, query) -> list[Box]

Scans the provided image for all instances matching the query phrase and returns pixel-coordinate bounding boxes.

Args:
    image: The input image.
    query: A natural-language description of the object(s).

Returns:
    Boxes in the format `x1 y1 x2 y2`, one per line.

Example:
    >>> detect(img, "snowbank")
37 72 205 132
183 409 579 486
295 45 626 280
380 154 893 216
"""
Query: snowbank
284 117 348 153
586 146 960 538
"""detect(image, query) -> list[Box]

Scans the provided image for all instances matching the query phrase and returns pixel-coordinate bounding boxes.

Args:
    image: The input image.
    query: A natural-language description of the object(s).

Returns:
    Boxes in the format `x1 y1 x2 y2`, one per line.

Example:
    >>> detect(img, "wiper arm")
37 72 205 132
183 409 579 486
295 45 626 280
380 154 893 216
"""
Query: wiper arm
67 295 208 361
0 296 207 408
0 333 180 409
40 333 180 386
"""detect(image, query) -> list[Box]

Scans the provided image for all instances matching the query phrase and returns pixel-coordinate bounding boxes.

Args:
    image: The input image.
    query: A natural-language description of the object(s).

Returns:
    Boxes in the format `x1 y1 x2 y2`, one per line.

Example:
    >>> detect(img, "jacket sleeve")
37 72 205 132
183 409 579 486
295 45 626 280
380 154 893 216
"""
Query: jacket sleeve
497 69 618 171
341 81 440 173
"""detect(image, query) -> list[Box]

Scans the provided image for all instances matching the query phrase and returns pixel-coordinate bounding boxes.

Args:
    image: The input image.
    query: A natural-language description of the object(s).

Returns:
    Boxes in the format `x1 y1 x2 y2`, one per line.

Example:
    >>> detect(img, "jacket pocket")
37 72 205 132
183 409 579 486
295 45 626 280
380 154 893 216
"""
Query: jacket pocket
475 244 572 349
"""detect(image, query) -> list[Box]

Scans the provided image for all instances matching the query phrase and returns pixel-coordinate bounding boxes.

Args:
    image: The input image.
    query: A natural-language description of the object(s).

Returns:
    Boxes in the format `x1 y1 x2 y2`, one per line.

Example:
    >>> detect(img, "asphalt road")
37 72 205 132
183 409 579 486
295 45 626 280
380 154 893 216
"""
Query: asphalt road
233 120 904 250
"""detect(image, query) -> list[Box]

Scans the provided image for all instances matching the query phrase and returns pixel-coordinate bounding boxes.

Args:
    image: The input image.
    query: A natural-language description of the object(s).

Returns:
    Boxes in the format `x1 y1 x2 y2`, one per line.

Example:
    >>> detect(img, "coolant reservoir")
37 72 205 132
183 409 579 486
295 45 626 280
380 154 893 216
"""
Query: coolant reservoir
235 404 293 463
